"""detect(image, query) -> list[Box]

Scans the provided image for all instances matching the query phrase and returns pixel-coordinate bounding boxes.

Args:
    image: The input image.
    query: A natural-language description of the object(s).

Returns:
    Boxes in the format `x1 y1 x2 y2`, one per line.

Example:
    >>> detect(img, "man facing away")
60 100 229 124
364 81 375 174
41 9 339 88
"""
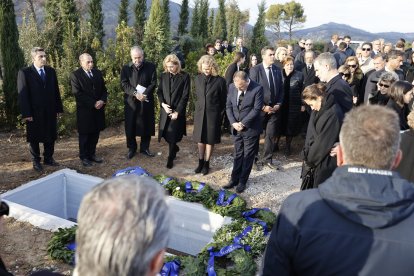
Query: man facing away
262 105 414 276
223 71 263 193
73 175 171 276
70 53 107 167
17 47 63 172
121 46 157 159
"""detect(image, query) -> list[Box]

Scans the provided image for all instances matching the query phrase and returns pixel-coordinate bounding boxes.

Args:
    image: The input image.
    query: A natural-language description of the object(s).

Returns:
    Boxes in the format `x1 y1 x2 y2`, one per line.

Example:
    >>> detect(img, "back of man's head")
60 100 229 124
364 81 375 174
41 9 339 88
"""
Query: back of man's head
339 105 400 169
74 175 171 276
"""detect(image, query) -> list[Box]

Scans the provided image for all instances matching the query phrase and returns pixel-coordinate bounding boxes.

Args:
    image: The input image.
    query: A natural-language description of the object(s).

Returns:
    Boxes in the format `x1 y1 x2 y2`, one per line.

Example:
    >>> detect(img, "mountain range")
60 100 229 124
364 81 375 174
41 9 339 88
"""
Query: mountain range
13 1 414 44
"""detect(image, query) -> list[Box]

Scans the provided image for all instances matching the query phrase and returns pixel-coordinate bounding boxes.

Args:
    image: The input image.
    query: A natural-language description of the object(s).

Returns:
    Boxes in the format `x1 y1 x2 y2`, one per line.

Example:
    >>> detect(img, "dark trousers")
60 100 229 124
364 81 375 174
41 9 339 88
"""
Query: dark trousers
29 141 54 162
231 133 259 185
262 112 279 162
79 132 100 160
126 134 151 152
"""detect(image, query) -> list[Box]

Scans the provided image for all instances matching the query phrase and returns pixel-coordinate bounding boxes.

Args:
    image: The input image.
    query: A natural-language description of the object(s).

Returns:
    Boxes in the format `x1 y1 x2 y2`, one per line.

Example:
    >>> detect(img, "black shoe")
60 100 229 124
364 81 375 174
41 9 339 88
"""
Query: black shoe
236 183 247 193
33 161 43 172
127 150 136 159
81 159 93 167
89 155 103 163
252 161 263 171
44 158 59 166
140 149 155 157
223 181 237 189
195 159 204 173
201 161 210 175
166 157 174 169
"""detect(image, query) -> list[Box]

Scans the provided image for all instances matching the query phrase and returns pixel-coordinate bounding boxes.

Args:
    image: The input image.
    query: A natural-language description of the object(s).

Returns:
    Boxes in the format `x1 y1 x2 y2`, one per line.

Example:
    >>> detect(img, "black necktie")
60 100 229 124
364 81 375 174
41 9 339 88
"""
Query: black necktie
87 71 93 78
268 66 275 104
238 91 245 109
40 69 46 82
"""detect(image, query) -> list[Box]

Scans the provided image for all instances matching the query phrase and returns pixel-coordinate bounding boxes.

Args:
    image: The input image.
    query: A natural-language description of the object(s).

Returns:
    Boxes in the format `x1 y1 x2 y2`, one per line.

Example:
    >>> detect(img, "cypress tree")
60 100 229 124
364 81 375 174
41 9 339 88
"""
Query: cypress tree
118 0 129 25
45 0 63 56
250 0 268 56
0 0 25 127
190 0 200 38
88 0 105 46
134 0 146 44
177 0 189 36
213 0 227 40
61 0 79 37
207 9 215 40
199 0 209 40
162 0 171 41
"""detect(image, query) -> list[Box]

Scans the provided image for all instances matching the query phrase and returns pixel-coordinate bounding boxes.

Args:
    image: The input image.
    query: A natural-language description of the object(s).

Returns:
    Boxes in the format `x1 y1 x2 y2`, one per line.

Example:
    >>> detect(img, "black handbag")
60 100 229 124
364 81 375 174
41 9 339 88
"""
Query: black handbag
300 166 315 190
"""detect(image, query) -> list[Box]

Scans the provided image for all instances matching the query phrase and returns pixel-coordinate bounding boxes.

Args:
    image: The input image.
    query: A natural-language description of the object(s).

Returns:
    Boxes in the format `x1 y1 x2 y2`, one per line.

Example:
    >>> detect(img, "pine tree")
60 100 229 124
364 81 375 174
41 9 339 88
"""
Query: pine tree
213 0 227 40
177 0 189 36
199 0 209 40
190 0 200 38
207 9 215 40
118 0 129 25
88 0 105 46
142 0 169 67
0 0 25 127
134 0 146 44
250 0 268 56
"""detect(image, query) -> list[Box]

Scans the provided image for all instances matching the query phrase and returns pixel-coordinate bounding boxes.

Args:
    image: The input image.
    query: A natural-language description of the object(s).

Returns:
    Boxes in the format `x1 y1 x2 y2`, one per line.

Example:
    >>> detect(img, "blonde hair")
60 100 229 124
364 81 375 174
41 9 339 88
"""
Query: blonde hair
197 55 219 76
162 54 181 73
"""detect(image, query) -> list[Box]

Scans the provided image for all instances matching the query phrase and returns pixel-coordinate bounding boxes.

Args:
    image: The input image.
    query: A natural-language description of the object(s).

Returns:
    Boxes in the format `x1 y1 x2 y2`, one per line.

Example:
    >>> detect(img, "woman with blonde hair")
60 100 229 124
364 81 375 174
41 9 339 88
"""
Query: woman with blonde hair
344 56 364 105
275 47 288 69
157 54 190 169
386 80 414 130
193 55 227 175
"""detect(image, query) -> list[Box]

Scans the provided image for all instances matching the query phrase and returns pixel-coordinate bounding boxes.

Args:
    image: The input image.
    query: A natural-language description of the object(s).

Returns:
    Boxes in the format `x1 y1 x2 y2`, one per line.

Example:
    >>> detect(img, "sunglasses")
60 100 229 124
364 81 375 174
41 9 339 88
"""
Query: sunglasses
362 48 371 51
348 64 357 68
0 201 9 217
378 82 390 88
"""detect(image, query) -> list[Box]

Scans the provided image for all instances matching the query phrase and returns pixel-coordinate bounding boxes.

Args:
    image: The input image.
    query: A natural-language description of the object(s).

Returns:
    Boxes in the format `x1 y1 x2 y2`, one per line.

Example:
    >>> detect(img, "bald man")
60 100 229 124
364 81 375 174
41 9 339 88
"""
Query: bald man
70 53 107 167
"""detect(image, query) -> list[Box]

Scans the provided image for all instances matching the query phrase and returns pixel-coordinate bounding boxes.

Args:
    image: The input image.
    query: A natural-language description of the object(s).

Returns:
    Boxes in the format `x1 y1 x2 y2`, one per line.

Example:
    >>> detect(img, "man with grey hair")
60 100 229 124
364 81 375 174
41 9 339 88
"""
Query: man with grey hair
70 53 107 167
314 52 353 113
17 47 63 172
359 42 375 74
262 105 414 275
121 46 157 159
294 39 313 70
74 175 171 276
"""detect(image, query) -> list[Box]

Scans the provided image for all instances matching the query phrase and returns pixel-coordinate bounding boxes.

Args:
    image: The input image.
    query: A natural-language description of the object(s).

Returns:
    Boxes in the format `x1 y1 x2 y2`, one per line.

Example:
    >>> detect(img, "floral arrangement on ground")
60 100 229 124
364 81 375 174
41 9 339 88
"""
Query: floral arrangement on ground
47 167 277 276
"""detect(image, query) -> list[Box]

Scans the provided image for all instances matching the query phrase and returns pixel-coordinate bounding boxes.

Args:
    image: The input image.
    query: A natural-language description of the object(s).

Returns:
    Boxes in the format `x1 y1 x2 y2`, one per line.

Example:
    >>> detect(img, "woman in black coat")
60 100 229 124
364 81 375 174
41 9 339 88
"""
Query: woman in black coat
395 110 414 182
276 56 304 156
157 54 190 169
386 80 414 130
302 83 344 189
193 55 227 175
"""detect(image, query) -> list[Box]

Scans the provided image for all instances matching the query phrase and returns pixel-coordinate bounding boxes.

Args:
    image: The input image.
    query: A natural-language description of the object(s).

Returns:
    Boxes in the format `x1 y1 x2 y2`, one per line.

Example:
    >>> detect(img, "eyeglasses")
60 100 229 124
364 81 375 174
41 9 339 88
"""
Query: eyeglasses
348 64 357 68
362 48 371 51
378 82 390 88
0 201 9 217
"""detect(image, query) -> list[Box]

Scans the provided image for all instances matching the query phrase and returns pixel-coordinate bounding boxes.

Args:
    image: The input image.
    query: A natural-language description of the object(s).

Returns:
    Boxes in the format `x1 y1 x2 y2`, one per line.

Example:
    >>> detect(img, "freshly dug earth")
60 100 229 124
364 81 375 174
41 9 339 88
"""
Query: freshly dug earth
0 123 303 275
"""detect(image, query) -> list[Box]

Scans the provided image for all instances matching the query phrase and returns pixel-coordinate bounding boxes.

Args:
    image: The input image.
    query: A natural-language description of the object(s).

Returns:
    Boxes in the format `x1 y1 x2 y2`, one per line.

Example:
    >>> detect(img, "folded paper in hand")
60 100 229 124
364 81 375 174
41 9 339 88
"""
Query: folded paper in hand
136 84 146 94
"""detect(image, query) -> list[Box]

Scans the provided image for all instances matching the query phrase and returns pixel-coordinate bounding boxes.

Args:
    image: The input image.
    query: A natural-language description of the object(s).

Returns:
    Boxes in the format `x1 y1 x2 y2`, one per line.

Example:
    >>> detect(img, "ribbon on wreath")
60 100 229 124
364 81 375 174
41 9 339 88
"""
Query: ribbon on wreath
215 190 237 207
160 259 181 276
206 226 253 276
113 166 150 177
161 177 174 186
185 181 206 193
242 208 271 235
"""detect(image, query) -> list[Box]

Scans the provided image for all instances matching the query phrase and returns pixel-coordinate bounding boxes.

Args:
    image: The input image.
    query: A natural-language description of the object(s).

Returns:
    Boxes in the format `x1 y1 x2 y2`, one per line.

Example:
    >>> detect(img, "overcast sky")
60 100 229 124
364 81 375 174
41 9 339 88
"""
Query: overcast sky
170 0 414 34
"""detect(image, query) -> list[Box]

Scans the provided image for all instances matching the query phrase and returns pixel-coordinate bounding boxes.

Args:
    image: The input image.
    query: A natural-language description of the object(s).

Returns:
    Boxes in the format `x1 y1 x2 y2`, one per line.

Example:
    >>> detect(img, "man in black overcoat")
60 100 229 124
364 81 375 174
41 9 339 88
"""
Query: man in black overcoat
223 71 263 193
17 47 63 172
70 53 107 167
121 46 157 159
249 46 284 170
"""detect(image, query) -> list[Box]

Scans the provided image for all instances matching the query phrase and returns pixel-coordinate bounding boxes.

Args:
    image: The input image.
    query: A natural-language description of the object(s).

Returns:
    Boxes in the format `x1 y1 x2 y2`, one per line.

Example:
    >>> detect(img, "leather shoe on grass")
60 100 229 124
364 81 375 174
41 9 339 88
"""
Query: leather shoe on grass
81 159 92 167
89 155 103 163
127 150 136 159
33 161 43 172
140 149 155 157
44 158 59 166
236 183 247 193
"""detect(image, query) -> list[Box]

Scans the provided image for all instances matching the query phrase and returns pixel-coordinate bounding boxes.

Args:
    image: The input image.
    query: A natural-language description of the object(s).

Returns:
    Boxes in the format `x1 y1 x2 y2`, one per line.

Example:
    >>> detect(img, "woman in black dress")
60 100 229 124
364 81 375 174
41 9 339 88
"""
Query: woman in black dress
193 55 227 175
387 80 414 130
157 54 190 169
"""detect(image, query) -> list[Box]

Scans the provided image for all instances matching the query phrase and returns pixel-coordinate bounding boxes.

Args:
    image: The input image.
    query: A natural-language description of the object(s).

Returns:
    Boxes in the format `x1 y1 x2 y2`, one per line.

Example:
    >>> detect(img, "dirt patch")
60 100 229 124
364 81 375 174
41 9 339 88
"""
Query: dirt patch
0 123 304 275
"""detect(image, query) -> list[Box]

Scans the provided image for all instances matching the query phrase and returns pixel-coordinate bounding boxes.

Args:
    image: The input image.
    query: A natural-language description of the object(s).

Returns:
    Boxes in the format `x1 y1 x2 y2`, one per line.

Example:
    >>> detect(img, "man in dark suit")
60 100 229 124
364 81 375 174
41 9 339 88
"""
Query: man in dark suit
17 47 63 172
223 71 263 193
236 37 248 58
323 34 339 53
70 53 107 167
249 46 284 170
301 50 319 87
121 46 157 159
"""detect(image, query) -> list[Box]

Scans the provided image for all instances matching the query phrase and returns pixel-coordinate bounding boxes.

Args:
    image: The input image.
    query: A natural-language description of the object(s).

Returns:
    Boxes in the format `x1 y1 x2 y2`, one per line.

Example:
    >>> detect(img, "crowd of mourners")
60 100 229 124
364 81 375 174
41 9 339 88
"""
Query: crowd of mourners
1 33 414 275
